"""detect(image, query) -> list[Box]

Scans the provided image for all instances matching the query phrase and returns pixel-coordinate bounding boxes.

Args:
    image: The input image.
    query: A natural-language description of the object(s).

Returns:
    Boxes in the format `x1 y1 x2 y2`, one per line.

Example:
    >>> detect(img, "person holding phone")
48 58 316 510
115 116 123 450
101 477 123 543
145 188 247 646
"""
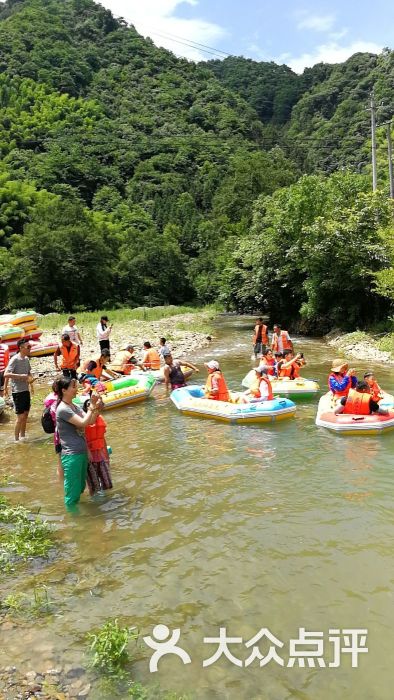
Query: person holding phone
55 376 104 510
96 315 112 352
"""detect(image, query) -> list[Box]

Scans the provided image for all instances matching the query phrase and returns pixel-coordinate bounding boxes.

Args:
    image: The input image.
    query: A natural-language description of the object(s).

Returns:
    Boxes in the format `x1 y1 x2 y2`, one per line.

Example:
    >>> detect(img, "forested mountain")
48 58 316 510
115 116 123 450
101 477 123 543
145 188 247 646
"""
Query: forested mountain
206 51 394 175
0 0 393 328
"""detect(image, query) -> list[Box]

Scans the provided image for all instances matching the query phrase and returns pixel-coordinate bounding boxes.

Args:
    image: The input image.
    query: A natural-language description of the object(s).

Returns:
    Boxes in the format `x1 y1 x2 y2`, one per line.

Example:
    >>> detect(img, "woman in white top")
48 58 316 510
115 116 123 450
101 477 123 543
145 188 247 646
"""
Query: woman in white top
96 316 112 352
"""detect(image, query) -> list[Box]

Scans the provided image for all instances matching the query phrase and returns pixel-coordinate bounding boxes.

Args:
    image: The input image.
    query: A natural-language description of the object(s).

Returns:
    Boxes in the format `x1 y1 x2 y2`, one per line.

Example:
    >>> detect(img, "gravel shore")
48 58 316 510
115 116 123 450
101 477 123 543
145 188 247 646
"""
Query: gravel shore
325 330 394 365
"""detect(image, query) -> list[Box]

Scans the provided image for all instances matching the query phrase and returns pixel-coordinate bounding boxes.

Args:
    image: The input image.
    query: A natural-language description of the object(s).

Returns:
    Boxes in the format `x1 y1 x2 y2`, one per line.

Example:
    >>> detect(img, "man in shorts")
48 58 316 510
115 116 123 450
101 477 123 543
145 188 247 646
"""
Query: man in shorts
4 338 33 442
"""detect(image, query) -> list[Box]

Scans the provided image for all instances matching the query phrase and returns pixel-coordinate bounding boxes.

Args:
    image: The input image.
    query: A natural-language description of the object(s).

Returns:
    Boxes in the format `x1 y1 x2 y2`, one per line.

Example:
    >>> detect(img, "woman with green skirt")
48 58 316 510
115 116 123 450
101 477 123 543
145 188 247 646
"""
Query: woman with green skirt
55 376 103 510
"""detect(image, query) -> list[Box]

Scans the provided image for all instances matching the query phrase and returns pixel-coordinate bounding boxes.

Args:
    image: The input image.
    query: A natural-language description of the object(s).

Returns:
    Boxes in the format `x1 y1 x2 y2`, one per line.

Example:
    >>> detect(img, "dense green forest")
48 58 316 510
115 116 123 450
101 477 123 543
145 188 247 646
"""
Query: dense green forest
0 0 393 330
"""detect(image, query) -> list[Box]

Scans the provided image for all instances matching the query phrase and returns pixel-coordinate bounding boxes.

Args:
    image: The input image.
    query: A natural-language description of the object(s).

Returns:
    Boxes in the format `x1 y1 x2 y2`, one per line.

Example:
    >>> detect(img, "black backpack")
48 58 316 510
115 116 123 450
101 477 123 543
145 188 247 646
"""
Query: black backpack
41 406 55 434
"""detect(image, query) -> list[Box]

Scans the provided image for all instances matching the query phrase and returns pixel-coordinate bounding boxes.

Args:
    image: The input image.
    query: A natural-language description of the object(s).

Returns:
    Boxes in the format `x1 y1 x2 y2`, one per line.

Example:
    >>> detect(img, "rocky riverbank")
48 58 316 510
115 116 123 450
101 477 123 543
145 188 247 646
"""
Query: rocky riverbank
29 310 215 385
326 330 394 365
0 663 92 699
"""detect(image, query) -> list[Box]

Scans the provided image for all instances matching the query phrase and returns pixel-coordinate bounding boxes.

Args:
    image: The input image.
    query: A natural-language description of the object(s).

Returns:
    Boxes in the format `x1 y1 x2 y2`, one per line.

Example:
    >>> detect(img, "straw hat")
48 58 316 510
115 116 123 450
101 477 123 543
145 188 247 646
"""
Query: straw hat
331 358 348 373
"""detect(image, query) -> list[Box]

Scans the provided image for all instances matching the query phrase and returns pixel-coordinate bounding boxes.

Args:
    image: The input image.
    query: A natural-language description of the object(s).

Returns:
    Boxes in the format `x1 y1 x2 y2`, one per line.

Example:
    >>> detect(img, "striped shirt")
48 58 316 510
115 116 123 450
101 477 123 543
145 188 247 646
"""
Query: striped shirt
0 343 10 372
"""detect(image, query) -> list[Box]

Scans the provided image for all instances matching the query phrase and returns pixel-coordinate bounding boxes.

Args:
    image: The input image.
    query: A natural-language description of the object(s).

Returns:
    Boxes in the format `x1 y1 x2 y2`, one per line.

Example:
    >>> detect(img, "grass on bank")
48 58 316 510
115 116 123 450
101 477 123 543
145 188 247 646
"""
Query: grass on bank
87 619 191 699
39 305 219 332
0 493 54 572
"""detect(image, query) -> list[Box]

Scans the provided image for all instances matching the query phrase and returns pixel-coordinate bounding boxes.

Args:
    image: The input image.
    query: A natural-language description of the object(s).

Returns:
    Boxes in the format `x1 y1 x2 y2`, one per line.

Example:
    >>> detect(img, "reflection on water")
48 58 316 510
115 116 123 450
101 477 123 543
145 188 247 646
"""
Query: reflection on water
1 316 394 699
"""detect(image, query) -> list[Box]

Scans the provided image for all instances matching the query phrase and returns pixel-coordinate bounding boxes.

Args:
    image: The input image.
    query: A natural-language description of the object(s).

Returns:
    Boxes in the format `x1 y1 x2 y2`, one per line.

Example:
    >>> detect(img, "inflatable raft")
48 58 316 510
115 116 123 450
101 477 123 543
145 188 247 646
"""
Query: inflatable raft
131 366 194 383
74 374 156 411
29 341 58 358
10 311 37 326
316 391 394 435
242 370 320 399
170 385 296 424
0 325 25 341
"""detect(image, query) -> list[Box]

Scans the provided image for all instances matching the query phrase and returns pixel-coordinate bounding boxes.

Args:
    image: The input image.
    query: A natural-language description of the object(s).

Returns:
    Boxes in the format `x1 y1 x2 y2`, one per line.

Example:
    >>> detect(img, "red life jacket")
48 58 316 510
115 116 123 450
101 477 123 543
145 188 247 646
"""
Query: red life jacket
368 380 382 402
85 415 107 450
205 371 230 401
343 389 371 415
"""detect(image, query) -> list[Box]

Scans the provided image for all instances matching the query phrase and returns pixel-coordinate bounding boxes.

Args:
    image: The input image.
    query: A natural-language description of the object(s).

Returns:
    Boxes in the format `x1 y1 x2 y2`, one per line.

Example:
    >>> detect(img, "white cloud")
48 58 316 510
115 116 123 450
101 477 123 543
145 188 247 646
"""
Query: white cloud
100 0 228 61
297 14 336 32
280 40 383 73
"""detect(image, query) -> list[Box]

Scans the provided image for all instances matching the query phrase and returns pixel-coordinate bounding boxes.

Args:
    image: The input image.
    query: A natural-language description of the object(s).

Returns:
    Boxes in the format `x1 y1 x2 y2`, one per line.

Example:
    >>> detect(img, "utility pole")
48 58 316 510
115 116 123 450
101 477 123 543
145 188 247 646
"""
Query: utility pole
370 91 378 191
387 122 394 198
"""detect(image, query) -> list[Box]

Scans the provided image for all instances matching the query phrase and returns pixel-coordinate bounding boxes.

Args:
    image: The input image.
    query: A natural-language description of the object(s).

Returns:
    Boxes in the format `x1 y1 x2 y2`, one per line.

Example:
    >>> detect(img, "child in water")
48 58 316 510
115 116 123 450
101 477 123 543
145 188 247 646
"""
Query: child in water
44 379 63 483
84 395 113 496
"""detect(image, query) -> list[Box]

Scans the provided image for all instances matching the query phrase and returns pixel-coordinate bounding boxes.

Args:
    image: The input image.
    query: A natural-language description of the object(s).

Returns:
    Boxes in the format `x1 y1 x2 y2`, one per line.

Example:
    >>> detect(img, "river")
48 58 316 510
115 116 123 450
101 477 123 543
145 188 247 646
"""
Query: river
1 315 394 699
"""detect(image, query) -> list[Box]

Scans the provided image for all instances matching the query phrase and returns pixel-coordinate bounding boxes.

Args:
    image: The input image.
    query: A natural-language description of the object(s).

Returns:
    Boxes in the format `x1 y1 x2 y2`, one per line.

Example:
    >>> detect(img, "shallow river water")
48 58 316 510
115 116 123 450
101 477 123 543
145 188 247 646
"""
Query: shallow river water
1 315 394 699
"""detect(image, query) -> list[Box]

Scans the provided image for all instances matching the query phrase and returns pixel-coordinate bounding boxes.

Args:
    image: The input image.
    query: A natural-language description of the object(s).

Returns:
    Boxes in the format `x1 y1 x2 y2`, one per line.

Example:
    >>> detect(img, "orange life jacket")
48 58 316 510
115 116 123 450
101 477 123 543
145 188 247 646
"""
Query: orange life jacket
110 350 135 374
279 360 300 380
368 380 382 402
83 356 105 379
260 357 275 376
143 349 161 370
59 342 79 370
205 371 230 401
250 375 273 400
253 323 268 345
85 415 107 451
328 373 351 397
343 389 371 415
271 331 292 353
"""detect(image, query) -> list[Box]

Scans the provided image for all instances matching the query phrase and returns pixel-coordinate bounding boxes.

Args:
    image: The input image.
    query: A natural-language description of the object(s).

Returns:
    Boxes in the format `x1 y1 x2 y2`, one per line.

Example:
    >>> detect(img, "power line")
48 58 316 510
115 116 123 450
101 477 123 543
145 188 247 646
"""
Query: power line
148 31 227 59
115 13 232 60
148 29 232 58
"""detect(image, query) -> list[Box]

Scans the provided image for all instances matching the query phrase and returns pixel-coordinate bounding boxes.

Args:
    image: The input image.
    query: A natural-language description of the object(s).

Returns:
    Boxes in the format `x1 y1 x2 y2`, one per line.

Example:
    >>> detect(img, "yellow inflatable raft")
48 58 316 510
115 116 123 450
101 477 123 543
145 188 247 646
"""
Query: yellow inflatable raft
242 370 320 399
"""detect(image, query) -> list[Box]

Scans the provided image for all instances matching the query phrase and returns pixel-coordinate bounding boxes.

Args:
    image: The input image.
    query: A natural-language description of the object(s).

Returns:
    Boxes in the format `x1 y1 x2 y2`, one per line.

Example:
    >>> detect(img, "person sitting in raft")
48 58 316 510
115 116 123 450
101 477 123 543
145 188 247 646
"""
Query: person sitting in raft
273 352 284 378
158 337 171 360
109 344 143 375
278 350 306 380
81 349 118 385
259 348 276 376
204 360 230 401
363 371 383 402
244 366 273 401
328 359 357 398
54 333 80 380
271 324 293 354
141 342 161 370
252 317 269 358
334 381 389 416
163 351 199 390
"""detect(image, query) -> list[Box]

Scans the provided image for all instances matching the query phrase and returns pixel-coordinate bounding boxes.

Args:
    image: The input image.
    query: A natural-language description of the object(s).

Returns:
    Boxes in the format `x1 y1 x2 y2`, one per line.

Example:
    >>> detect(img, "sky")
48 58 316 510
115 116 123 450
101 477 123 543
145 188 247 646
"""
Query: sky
100 0 394 72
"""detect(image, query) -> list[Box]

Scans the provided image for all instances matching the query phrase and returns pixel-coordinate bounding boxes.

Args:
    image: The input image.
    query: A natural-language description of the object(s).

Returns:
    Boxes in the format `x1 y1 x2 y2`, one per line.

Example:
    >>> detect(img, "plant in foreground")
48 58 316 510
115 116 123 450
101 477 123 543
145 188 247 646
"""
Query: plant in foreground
87 619 138 672
0 494 54 572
